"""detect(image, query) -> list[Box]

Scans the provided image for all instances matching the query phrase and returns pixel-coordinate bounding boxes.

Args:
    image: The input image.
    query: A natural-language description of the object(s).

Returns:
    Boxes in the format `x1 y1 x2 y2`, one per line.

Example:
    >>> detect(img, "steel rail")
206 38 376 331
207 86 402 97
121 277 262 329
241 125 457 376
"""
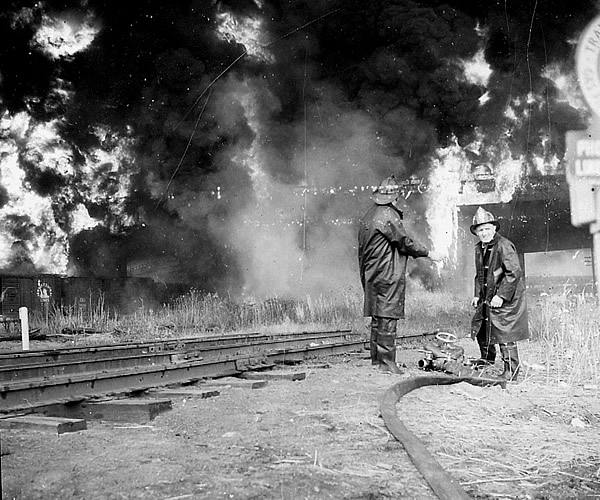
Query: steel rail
1 331 366 413
0 330 359 382
0 329 354 367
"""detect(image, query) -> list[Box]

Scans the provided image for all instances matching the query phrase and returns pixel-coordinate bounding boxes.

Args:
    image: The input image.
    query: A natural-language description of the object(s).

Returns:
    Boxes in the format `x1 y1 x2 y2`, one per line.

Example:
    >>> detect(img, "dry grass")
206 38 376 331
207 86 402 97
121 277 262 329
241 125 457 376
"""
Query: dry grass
528 292 600 386
26 284 600 387
403 282 472 336
30 286 364 343
398 378 600 498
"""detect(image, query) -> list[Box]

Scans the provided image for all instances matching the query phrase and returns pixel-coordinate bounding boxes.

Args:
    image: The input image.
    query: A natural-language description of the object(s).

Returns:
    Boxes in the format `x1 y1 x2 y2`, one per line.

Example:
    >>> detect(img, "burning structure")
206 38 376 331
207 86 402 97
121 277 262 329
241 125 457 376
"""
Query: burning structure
0 1 597 309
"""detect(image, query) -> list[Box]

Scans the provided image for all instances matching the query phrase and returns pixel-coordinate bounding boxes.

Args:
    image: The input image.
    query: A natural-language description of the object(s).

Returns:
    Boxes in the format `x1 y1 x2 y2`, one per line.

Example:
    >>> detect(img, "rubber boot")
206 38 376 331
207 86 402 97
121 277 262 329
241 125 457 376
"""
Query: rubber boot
499 343 520 382
375 329 404 374
370 318 378 365
472 318 496 369
472 342 497 369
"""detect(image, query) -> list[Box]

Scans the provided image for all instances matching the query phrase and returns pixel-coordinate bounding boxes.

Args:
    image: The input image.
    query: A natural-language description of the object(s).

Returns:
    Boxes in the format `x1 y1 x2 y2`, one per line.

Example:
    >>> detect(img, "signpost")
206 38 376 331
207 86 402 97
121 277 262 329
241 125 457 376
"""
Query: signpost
565 127 600 227
567 16 600 299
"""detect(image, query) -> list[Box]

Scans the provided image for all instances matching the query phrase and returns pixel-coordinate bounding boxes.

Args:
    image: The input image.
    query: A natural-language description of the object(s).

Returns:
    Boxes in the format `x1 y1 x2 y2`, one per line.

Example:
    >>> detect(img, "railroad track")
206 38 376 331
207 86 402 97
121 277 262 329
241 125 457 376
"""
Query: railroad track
2 329 508 499
0 329 367 413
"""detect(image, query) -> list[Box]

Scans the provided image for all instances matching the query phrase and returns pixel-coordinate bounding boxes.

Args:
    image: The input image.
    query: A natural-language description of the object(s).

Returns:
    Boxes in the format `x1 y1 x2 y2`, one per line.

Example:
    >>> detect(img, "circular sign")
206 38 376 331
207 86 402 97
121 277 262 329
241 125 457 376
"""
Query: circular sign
576 16 600 117
37 281 53 302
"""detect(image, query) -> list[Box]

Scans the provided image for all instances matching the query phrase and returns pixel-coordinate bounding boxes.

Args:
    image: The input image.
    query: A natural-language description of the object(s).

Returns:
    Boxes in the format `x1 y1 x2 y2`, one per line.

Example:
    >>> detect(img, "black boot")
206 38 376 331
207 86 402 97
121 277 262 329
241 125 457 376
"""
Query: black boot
472 342 497 369
375 332 404 374
370 319 378 365
499 343 520 382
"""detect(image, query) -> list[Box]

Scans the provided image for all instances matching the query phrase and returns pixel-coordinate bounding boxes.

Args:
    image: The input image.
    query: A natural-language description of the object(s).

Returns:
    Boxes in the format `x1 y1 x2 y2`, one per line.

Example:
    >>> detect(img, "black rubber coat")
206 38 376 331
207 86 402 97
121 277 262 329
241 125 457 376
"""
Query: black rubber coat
358 204 428 319
471 233 529 343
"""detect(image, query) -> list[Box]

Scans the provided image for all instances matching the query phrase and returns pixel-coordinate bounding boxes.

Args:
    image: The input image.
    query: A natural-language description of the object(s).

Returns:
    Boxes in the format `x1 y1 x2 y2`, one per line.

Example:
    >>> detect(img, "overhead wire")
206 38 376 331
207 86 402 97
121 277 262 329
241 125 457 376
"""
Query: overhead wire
174 7 341 132
301 46 309 283
504 0 519 239
540 21 552 254
506 0 539 241
160 7 341 206
156 88 212 209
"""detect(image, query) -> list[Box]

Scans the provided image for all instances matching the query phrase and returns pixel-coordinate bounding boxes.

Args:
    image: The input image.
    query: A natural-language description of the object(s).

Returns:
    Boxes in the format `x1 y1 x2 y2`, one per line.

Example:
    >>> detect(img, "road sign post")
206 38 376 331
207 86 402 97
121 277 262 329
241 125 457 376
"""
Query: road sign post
566 127 600 300
567 16 600 301
592 192 600 302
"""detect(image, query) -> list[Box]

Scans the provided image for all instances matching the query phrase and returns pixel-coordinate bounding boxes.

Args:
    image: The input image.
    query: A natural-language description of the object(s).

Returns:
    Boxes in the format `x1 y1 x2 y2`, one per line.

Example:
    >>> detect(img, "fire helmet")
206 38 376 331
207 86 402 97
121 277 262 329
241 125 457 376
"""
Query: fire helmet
470 206 500 235
372 175 401 205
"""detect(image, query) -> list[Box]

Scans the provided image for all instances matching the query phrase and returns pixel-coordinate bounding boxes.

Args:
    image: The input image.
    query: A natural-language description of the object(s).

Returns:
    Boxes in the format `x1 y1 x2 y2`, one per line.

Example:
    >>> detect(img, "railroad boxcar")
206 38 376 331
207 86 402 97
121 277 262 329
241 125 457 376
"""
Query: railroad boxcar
0 274 171 319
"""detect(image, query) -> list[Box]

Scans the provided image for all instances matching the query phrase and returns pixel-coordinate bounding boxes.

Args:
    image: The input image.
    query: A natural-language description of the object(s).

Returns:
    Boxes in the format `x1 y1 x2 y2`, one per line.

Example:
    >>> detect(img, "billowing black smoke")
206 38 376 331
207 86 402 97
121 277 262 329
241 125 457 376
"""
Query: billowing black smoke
0 0 597 295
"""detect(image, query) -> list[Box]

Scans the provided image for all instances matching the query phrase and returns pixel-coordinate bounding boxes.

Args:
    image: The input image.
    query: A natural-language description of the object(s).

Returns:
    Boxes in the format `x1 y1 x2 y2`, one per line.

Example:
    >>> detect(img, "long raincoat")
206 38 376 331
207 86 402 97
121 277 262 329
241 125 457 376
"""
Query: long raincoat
358 204 429 319
471 233 529 343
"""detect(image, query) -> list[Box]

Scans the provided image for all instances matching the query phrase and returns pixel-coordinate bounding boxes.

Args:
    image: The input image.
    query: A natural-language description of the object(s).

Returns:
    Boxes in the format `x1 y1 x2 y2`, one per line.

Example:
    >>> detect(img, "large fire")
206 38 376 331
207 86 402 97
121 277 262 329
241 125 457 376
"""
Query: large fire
0 7 138 274
32 10 99 59
0 2 594 295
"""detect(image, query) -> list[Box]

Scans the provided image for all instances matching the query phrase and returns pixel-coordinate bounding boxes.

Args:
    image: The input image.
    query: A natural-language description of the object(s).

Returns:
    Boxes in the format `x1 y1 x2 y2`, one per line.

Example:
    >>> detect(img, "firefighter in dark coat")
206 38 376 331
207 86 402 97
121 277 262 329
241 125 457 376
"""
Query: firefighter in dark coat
470 207 529 382
358 175 441 373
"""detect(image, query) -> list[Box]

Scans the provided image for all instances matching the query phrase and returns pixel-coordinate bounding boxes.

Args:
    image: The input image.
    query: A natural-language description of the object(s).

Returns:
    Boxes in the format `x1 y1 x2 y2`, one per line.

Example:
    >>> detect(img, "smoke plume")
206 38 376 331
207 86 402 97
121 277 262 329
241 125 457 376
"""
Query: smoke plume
0 0 597 298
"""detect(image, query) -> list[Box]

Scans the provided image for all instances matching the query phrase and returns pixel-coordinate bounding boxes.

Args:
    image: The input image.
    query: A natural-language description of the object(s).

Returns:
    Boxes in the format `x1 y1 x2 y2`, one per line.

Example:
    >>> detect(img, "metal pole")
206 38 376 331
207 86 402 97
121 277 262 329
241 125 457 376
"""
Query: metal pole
592 186 600 306
19 306 29 351
593 228 600 305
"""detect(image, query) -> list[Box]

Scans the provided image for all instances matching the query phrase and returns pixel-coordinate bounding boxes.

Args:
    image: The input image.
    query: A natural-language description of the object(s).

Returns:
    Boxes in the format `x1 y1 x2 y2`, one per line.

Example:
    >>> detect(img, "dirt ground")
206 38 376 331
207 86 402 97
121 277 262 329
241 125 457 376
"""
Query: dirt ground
1 337 599 500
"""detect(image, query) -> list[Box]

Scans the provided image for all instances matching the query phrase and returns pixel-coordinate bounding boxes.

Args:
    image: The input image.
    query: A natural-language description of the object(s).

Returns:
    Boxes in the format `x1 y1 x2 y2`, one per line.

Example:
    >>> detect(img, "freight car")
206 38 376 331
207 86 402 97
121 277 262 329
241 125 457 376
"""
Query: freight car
0 274 184 319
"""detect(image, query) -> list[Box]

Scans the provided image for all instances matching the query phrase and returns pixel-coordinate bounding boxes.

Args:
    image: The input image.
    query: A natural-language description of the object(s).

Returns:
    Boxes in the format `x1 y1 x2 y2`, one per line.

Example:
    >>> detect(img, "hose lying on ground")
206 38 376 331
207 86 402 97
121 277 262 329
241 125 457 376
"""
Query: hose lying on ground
380 373 506 500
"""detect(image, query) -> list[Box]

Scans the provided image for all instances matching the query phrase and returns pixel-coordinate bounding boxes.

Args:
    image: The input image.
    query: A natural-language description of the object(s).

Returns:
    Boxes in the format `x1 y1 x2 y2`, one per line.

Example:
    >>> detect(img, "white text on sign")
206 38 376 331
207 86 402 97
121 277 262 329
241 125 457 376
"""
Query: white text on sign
575 139 600 176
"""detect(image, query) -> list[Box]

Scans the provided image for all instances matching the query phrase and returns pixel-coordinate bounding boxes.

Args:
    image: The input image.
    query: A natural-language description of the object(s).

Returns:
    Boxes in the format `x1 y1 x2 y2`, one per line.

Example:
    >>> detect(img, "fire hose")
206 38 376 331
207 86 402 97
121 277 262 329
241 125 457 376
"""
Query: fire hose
380 332 506 500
